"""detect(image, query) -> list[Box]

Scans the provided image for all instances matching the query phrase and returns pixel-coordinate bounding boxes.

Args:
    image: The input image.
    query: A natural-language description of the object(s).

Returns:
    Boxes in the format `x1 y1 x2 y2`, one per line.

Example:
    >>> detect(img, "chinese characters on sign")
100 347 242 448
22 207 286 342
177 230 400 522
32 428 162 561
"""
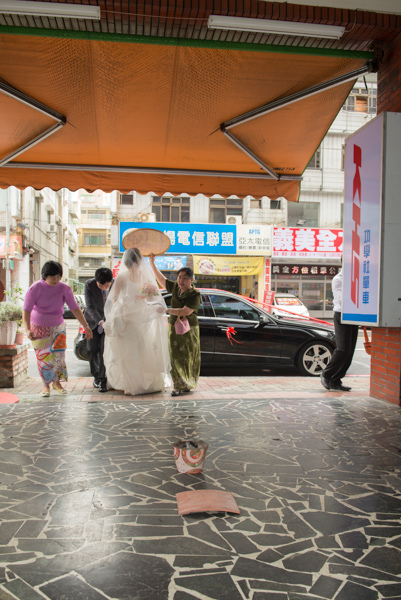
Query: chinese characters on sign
237 225 272 255
263 258 273 312
194 256 263 276
119 222 273 256
119 222 237 255
273 228 343 258
342 115 381 325
363 229 371 306
271 264 340 277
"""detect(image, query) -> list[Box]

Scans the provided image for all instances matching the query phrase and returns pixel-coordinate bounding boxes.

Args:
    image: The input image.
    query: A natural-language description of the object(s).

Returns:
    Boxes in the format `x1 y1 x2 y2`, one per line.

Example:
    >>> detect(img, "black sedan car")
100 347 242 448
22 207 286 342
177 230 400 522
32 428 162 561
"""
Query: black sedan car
74 289 335 376
63 295 86 319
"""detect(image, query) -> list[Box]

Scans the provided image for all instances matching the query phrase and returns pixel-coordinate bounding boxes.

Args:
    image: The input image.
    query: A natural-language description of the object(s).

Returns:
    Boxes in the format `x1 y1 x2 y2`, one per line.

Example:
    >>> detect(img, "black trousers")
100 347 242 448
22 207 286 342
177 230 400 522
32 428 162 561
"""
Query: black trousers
323 311 359 383
87 328 106 384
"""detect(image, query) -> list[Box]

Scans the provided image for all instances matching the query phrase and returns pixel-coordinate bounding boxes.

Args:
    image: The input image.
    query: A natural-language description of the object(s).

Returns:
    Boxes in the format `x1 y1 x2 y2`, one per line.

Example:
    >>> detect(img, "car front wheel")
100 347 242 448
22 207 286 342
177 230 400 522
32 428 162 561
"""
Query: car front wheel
296 341 334 376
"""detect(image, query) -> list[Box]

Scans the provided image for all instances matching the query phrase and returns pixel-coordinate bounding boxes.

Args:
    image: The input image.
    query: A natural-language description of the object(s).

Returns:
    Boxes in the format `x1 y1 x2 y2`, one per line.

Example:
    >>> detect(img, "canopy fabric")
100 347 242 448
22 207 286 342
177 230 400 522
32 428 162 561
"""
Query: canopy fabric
0 32 368 199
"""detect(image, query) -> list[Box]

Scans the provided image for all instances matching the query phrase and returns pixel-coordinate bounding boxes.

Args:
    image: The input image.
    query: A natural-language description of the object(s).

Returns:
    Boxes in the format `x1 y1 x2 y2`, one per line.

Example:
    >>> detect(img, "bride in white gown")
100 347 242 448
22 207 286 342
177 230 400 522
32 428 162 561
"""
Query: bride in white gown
103 248 171 395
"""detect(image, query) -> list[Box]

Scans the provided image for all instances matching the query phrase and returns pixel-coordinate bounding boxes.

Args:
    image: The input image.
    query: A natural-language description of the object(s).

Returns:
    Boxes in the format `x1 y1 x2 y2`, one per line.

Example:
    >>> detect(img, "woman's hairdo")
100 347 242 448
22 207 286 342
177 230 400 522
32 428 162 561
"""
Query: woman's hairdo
177 267 194 279
123 247 142 268
41 260 63 279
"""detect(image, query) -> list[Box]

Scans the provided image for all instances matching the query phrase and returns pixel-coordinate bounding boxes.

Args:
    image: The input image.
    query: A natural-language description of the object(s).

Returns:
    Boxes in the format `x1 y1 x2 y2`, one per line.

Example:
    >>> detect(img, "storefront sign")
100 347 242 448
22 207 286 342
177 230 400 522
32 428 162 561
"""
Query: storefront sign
342 116 381 325
112 255 187 278
0 235 23 259
120 222 236 255
271 264 340 276
237 224 272 255
273 228 343 258
194 255 263 276
112 257 122 278
145 255 188 271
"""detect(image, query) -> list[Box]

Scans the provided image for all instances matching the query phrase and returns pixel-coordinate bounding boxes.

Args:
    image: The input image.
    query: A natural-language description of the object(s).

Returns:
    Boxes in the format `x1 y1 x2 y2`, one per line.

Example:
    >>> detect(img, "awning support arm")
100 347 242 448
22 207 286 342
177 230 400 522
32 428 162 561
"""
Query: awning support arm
222 63 373 129
0 80 66 167
222 129 280 180
219 61 374 179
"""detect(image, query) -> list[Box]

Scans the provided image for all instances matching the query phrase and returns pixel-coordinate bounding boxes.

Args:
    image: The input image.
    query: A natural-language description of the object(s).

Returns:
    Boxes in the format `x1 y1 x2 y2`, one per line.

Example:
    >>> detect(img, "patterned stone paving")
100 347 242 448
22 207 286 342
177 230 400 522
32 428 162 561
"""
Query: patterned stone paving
0 382 400 600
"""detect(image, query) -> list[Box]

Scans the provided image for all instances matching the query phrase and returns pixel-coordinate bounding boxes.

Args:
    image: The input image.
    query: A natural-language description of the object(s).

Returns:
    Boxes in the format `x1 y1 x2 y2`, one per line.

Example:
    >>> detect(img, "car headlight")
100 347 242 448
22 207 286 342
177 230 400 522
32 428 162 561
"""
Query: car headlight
311 329 332 337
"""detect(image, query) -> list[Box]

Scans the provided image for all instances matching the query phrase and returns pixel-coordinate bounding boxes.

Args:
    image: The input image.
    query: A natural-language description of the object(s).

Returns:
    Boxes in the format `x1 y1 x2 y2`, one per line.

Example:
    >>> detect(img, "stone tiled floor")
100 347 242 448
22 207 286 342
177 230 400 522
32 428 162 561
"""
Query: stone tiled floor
0 374 401 600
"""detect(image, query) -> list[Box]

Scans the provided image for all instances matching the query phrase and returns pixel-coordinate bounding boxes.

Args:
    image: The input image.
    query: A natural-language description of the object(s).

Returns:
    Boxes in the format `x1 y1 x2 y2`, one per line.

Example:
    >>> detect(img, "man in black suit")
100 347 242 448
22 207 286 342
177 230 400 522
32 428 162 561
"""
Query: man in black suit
84 267 113 393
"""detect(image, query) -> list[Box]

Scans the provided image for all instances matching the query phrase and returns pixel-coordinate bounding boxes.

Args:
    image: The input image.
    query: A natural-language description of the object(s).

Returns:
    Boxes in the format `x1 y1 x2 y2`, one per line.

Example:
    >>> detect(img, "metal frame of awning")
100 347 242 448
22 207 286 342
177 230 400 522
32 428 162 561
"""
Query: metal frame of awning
0 60 375 181
220 62 376 179
0 80 66 167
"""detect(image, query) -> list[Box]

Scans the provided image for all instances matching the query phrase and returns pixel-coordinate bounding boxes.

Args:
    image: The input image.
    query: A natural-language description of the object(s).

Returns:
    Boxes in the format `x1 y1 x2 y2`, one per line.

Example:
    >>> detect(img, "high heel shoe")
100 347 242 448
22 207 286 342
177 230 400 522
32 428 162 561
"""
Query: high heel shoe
52 383 68 395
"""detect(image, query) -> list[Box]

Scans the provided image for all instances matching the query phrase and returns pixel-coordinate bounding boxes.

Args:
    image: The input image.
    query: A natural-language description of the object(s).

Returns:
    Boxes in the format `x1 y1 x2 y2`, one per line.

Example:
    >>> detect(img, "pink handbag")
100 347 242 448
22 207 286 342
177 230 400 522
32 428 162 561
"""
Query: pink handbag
174 317 190 335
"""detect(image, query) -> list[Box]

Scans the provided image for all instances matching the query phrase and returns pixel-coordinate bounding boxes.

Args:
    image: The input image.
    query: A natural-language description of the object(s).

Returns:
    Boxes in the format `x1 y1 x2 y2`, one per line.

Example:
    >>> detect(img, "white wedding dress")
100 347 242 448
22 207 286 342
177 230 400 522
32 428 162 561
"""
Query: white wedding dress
103 254 171 395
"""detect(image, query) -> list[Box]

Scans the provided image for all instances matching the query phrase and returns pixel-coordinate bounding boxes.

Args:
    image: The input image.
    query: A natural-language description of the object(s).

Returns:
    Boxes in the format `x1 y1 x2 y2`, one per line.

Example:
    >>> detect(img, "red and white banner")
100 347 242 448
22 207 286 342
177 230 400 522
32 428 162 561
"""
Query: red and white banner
273 228 343 258
262 258 274 312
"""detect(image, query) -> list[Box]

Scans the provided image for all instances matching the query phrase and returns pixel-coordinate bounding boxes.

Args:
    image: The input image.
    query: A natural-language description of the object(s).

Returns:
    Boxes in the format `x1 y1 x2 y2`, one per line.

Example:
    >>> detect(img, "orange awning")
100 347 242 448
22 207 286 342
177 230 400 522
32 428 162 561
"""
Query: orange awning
0 32 371 200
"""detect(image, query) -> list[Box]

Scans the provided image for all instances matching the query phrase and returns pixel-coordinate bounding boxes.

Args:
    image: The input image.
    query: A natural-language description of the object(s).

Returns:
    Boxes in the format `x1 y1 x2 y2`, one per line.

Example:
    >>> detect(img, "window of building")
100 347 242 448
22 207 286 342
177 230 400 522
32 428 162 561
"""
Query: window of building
121 194 134 205
79 257 104 267
210 198 242 223
250 199 261 209
270 200 281 210
287 201 319 227
341 144 345 171
34 198 40 223
152 196 190 222
87 211 106 220
343 86 377 114
83 234 106 245
307 148 321 169
369 95 377 114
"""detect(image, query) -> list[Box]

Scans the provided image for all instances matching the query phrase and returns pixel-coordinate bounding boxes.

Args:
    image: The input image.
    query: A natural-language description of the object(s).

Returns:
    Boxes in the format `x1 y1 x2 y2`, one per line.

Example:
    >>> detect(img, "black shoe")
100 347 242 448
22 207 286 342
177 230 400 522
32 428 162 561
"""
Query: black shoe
329 382 352 392
320 374 331 390
93 381 101 388
99 385 108 393
171 390 181 397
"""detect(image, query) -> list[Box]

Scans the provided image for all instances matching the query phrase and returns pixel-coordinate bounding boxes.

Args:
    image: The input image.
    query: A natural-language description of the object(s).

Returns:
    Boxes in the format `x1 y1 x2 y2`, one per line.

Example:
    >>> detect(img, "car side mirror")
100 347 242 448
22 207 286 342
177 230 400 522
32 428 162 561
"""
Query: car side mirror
259 314 270 325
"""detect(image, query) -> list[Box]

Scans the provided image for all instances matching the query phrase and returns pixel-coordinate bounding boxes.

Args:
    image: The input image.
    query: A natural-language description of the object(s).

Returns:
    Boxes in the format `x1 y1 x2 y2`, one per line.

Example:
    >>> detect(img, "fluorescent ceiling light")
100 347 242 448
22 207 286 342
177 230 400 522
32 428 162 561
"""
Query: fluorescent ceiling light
0 0 101 19
208 15 345 40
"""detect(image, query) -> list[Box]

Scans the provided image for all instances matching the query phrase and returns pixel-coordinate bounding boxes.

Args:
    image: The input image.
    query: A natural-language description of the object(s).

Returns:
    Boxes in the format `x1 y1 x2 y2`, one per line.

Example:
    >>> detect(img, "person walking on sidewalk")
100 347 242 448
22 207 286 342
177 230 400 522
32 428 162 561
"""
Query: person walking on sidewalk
149 254 201 397
320 269 358 392
23 260 93 397
84 267 113 393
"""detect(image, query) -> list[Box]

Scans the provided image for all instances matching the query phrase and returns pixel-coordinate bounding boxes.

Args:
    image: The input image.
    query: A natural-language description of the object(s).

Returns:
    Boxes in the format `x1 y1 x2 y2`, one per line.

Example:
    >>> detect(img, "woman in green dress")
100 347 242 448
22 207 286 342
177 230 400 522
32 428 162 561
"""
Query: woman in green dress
149 255 201 396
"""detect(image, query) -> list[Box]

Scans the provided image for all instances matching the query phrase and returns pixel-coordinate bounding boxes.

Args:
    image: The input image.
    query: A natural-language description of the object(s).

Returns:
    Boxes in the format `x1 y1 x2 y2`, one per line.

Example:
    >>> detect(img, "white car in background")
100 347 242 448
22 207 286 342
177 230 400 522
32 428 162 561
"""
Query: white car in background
271 293 310 319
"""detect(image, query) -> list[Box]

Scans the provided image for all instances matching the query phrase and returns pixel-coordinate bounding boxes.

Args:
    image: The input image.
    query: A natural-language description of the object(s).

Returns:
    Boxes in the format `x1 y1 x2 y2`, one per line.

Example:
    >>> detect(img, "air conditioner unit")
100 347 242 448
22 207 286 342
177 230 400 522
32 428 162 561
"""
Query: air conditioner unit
138 212 156 222
47 224 57 233
226 215 242 225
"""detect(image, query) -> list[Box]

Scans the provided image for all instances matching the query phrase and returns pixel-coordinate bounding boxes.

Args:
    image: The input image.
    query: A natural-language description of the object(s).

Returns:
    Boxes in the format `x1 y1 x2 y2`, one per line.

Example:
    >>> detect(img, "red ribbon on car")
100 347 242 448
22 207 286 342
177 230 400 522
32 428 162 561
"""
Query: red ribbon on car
226 327 243 345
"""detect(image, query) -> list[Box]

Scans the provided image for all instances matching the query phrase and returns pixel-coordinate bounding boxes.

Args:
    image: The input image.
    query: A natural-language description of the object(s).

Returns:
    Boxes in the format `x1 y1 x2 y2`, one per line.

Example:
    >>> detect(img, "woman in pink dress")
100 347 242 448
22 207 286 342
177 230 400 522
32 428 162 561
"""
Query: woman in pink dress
23 261 93 397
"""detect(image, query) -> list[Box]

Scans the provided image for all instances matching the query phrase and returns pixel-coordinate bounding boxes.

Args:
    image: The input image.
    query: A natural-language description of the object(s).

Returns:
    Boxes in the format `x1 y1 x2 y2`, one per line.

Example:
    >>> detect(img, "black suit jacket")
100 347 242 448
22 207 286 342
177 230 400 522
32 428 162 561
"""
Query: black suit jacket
84 278 113 331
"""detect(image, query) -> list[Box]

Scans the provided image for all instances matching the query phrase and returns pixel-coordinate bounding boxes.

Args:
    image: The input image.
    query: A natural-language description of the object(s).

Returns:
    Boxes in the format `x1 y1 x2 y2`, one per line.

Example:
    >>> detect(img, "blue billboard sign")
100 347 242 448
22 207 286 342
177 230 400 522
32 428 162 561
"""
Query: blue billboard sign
119 222 237 255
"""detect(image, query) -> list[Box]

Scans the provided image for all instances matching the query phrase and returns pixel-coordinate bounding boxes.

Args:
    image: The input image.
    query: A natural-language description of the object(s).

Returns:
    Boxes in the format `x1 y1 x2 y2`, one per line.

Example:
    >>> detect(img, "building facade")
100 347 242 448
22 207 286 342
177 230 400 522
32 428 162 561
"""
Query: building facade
0 186 80 300
77 190 115 284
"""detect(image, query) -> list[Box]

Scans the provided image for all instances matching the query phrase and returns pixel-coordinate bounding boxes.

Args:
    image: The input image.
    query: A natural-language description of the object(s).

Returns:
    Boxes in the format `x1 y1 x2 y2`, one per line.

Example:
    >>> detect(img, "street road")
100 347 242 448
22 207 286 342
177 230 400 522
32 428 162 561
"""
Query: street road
27 320 371 379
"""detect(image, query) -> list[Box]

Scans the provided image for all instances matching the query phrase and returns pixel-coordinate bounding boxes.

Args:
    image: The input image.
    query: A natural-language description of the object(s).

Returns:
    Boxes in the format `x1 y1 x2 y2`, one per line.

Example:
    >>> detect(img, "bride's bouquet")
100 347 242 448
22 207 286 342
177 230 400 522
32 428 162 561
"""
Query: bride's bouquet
137 282 159 300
